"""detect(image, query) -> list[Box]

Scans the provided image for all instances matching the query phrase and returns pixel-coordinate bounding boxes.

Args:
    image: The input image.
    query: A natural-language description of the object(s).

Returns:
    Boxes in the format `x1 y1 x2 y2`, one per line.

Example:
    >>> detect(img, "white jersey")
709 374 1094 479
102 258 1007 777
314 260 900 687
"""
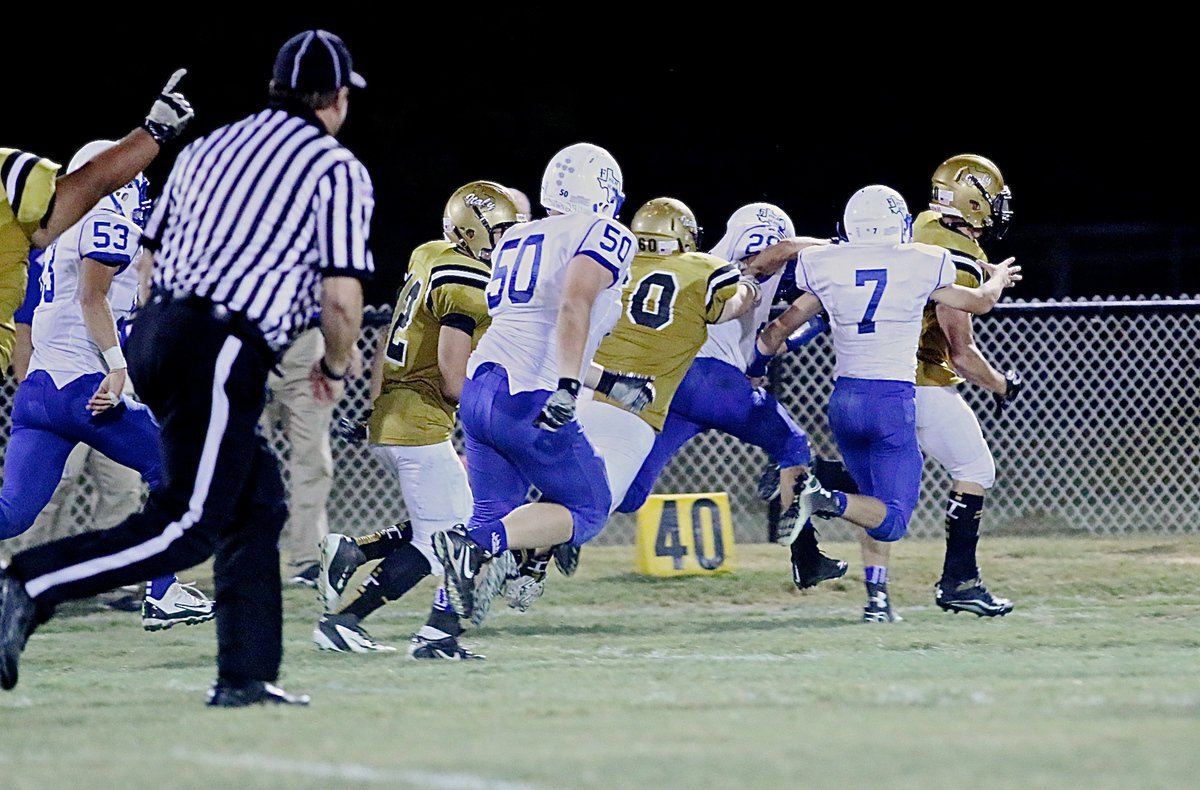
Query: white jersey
468 212 636 394
698 223 784 371
797 241 955 383
30 208 141 387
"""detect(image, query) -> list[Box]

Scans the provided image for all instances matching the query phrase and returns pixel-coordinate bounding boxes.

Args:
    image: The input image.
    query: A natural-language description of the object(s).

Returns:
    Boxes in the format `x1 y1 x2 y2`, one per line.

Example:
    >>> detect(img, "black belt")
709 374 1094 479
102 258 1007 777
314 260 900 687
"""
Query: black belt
149 289 279 366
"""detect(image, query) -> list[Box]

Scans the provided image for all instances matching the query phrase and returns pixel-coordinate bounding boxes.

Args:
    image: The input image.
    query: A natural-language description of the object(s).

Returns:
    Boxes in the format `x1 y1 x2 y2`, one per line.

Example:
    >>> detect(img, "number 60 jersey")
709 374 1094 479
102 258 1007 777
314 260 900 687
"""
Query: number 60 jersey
797 241 955 383
30 207 141 387
468 212 636 394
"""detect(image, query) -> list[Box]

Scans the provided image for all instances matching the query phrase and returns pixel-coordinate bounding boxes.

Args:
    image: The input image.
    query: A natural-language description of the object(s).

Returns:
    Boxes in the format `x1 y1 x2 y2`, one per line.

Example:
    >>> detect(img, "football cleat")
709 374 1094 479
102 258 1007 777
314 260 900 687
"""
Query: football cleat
0 567 36 691
757 462 781 501
408 633 485 661
935 577 1014 617
288 563 320 588
776 474 823 545
504 551 550 612
317 534 366 612
312 613 396 653
552 543 581 576
206 679 310 707
792 553 849 590
469 550 517 627
142 581 215 631
863 581 903 623
433 526 486 620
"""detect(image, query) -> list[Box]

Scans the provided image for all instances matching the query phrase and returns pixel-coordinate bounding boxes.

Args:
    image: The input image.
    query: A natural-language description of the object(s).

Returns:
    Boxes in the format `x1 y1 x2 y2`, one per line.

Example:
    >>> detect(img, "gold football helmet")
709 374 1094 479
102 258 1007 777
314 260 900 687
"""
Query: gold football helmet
630 197 702 254
930 154 1013 238
443 181 529 261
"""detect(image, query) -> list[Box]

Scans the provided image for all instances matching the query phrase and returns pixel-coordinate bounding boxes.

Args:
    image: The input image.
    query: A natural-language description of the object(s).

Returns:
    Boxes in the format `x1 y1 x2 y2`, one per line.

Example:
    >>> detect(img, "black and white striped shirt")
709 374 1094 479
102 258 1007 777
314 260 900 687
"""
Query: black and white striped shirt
142 107 374 350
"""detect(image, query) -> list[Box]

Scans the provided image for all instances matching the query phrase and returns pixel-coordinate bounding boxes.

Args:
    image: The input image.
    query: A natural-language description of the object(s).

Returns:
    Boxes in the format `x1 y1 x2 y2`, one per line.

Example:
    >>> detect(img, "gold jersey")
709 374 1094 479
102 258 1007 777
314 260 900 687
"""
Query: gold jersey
593 249 740 431
913 210 989 387
368 241 492 446
1 149 60 368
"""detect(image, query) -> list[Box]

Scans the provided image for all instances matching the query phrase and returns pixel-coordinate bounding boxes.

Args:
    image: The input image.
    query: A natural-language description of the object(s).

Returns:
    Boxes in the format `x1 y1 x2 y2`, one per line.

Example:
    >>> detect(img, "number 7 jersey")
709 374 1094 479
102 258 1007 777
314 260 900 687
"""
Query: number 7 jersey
468 212 637 394
797 241 955 383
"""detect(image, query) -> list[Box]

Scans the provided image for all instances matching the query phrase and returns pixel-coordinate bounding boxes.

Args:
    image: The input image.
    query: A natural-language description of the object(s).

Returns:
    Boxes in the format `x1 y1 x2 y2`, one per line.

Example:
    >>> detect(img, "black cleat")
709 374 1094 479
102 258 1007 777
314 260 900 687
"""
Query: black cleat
206 679 310 707
312 613 396 653
863 581 903 623
0 567 36 691
408 633 485 661
317 534 366 612
757 462 781 501
792 554 849 590
552 543 580 576
288 563 320 588
935 577 1014 617
505 550 550 612
432 526 485 620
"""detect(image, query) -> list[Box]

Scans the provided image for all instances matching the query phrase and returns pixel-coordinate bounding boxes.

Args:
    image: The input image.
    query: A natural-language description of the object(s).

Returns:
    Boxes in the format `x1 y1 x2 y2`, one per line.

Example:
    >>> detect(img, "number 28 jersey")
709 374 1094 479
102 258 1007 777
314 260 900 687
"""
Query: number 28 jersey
797 241 955 384
30 208 141 387
468 212 636 394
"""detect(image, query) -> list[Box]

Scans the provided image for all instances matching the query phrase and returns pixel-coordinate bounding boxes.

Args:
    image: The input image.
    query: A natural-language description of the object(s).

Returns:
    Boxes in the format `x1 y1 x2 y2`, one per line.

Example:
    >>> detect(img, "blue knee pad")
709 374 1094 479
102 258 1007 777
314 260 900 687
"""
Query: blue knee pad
866 509 909 542
774 429 811 469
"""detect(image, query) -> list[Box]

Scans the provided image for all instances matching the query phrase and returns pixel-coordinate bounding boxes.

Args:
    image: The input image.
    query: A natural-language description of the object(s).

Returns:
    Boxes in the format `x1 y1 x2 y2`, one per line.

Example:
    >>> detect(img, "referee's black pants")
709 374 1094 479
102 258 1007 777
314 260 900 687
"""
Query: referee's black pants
10 298 288 684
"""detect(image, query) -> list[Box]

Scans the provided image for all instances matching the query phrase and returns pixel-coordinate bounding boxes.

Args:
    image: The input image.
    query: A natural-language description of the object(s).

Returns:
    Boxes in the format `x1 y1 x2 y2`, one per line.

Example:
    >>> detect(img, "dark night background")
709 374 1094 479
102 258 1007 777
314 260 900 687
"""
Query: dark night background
7 16 1194 306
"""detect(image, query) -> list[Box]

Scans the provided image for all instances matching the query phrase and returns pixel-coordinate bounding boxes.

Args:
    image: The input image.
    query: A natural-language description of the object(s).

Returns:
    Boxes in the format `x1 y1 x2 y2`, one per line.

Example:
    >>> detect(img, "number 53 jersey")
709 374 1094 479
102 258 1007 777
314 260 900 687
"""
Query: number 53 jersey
469 212 636 394
30 208 141 387
797 241 955 384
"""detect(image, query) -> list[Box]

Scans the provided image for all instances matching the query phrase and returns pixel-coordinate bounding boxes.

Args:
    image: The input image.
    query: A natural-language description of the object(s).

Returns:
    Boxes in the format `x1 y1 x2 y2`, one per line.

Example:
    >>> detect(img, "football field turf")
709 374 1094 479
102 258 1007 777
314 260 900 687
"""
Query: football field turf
2 536 1198 789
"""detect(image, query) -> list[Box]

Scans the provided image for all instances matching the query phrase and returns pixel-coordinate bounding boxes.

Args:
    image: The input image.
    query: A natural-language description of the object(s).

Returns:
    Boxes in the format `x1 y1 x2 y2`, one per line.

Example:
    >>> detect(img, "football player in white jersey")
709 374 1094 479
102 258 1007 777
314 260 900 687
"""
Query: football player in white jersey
0 141 213 630
433 143 653 620
755 185 1020 621
616 204 848 589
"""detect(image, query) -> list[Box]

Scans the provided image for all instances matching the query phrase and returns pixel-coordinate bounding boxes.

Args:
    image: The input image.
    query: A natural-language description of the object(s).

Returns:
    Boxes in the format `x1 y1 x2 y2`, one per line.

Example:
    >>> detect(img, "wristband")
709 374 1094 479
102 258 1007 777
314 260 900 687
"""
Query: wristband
745 344 775 378
319 357 346 381
738 274 762 301
102 345 127 371
557 377 582 397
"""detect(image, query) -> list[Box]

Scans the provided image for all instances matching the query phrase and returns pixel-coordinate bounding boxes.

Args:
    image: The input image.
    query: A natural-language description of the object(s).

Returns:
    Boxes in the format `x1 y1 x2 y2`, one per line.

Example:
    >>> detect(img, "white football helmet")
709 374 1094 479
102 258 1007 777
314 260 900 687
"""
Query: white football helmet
842 185 912 245
709 202 794 262
540 142 625 218
68 139 152 228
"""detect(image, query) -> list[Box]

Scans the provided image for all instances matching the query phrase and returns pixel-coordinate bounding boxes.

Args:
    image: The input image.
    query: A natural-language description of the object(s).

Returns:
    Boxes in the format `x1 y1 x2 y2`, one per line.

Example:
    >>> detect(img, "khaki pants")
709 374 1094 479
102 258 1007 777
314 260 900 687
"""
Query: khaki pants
262 328 333 569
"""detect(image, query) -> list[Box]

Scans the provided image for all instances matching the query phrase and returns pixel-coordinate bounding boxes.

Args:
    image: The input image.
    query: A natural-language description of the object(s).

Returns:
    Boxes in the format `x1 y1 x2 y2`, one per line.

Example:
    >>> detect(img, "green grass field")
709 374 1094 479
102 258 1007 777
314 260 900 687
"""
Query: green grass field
2 536 1199 789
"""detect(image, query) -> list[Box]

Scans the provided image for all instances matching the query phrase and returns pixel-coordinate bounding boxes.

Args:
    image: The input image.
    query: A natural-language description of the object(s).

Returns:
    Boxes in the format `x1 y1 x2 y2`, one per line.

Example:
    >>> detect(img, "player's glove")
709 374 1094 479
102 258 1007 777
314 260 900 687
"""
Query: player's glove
533 378 581 431
143 69 194 145
596 369 656 414
336 409 371 444
992 370 1023 419
785 314 829 352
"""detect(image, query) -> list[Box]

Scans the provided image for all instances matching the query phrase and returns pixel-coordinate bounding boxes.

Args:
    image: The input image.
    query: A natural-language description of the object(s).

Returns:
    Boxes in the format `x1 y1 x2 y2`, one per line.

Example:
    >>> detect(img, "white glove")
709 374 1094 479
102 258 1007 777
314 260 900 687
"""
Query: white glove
143 69 194 145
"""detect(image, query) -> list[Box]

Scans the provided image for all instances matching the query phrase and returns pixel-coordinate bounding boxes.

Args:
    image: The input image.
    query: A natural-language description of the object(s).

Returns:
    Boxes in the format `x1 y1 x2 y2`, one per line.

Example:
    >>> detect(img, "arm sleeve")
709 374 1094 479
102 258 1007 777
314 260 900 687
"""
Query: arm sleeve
795 252 816 294
428 264 491 334
933 251 958 290
574 219 636 285
705 263 741 322
12 253 43 325
950 252 983 288
1 150 60 228
315 159 375 280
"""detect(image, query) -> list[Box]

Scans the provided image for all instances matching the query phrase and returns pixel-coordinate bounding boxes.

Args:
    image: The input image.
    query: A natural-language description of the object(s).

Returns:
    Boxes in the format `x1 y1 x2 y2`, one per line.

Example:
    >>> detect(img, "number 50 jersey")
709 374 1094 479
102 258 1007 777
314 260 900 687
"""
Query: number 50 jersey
468 212 636 394
30 208 141 387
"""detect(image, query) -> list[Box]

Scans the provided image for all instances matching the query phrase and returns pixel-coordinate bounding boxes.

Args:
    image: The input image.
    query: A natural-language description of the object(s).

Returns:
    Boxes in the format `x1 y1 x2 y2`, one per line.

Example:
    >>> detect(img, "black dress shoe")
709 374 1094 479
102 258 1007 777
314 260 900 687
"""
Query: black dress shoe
0 568 37 691
206 679 310 707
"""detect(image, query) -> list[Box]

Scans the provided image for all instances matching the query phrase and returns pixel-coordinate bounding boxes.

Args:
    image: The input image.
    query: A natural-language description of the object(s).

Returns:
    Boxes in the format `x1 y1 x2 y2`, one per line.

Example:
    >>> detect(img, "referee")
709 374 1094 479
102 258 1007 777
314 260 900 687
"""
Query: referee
1 30 374 706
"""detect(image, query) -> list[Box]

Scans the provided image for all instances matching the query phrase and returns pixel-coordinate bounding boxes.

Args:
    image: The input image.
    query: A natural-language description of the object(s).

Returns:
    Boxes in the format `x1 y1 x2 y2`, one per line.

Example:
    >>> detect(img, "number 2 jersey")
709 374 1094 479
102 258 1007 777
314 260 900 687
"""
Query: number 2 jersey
593 250 740 430
29 207 141 387
797 241 955 383
468 212 636 394
369 240 492 446
697 222 787 371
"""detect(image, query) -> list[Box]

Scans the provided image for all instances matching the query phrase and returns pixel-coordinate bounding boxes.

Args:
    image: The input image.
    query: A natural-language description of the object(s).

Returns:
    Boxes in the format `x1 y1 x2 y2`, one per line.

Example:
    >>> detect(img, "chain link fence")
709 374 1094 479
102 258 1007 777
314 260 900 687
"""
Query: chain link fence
3 298 1197 549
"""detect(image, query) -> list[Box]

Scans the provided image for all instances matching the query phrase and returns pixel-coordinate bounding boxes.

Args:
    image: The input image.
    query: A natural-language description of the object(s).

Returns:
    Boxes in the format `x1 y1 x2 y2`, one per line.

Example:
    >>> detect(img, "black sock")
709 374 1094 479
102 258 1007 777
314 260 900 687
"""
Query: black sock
342 543 430 620
790 522 820 565
942 492 984 584
424 605 464 638
353 522 413 562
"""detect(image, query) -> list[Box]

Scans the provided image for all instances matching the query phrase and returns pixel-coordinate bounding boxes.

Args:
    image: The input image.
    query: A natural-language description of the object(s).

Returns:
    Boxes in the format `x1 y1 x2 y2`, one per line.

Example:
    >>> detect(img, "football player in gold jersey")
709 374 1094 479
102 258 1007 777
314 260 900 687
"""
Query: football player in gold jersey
914 154 1020 616
499 198 762 609
1 71 194 373
311 181 527 659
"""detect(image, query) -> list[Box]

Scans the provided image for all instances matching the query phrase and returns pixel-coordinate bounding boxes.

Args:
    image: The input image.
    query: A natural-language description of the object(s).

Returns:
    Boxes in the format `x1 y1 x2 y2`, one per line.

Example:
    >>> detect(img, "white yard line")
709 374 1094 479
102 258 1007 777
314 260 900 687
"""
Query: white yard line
170 748 535 790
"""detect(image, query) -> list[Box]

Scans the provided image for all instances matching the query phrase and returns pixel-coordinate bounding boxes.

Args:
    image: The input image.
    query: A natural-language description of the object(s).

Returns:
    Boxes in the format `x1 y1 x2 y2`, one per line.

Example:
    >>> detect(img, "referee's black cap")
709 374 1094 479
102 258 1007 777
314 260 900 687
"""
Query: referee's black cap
272 30 367 93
